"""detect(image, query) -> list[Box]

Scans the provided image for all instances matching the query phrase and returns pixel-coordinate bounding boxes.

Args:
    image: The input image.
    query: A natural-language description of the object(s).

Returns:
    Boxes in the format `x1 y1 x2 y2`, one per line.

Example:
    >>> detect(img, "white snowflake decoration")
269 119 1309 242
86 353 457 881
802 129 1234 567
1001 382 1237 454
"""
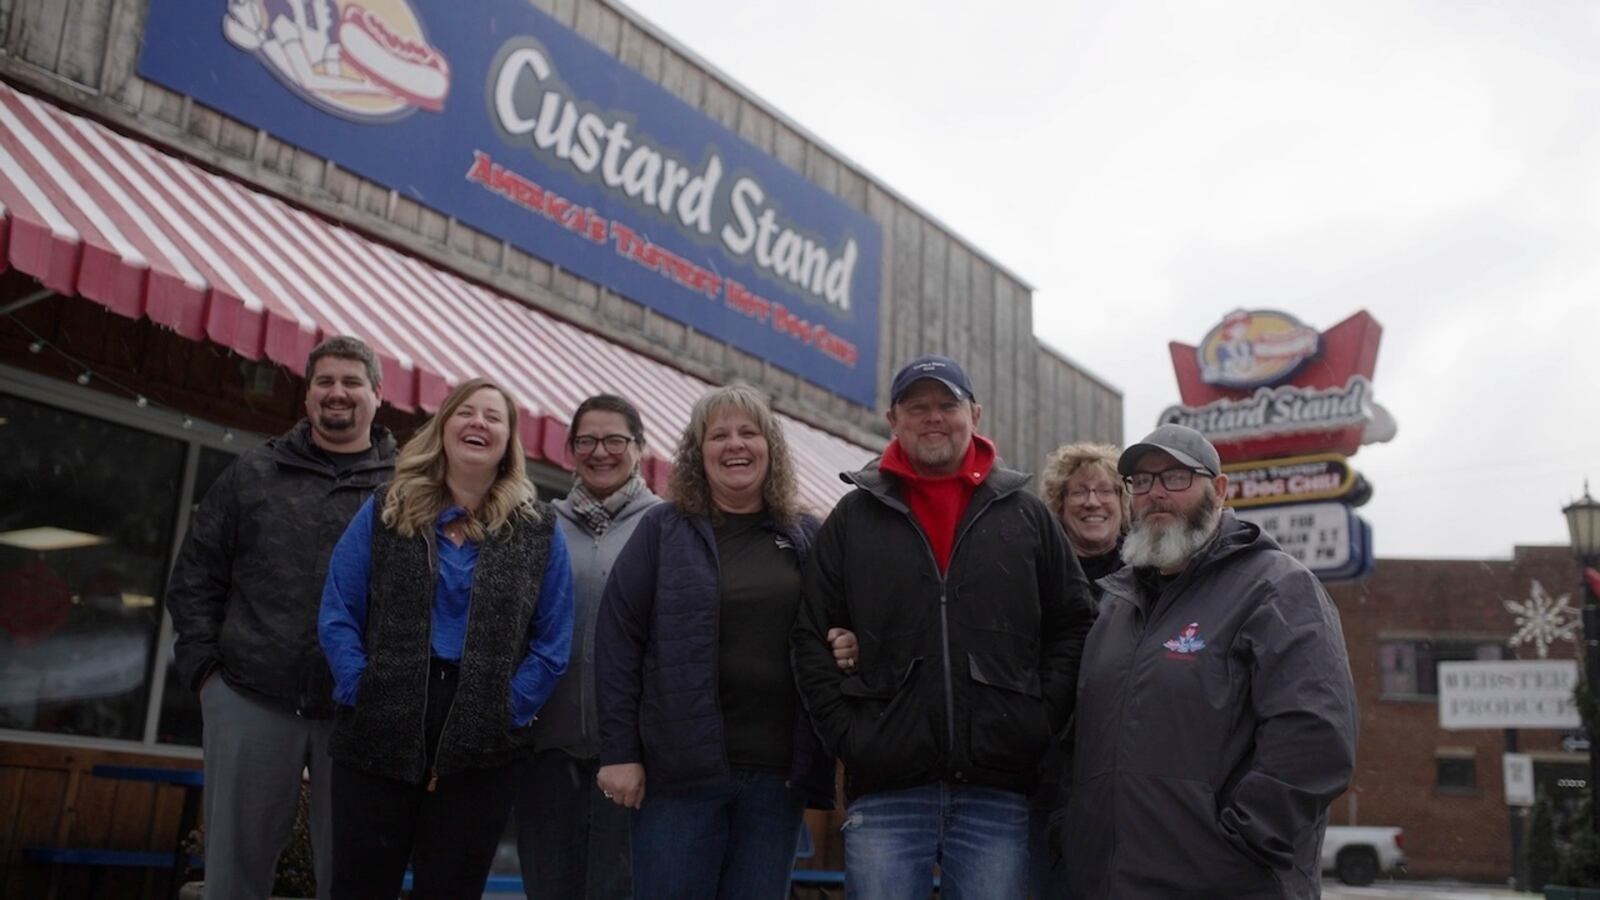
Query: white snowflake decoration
1505 580 1579 659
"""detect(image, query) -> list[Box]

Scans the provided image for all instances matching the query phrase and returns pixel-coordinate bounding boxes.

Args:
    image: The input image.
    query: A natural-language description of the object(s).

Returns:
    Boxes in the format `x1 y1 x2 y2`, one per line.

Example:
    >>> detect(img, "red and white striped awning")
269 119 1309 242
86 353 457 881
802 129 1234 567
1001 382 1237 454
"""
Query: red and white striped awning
0 81 877 513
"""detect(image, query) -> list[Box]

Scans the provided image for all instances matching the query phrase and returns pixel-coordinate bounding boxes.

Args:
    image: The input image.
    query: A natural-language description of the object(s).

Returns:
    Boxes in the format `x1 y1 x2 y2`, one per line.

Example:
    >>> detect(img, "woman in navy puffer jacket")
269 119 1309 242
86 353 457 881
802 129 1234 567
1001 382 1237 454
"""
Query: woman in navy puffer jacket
595 383 835 900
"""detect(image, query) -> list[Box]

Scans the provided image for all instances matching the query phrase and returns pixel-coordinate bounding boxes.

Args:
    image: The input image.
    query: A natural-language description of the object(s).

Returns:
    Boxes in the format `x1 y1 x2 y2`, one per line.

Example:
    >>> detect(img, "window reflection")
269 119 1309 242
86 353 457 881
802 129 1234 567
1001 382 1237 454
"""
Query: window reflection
0 392 185 740
1381 639 1502 697
156 447 237 746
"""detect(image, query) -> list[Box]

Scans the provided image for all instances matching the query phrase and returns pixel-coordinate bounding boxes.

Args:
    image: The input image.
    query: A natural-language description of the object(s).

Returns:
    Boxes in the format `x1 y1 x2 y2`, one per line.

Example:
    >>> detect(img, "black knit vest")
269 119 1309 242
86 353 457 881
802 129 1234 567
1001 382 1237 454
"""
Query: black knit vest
330 494 555 784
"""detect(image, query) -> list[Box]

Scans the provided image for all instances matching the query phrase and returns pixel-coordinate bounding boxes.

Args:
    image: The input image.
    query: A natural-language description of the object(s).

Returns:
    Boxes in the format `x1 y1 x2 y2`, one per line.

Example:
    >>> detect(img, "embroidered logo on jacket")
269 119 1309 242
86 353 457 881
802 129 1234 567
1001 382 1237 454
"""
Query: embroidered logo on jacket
1163 622 1207 659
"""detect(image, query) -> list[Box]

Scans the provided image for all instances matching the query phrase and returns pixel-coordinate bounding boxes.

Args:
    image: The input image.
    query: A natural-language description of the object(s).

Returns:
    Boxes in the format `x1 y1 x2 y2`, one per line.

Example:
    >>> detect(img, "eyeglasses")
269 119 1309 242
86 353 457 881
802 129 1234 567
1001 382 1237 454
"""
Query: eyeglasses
1066 486 1120 504
572 434 635 454
1125 467 1206 495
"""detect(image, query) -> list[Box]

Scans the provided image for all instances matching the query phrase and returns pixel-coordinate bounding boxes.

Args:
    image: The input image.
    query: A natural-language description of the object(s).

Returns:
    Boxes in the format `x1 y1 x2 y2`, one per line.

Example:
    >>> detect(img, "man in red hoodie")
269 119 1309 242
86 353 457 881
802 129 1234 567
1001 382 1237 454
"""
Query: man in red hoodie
793 355 1093 900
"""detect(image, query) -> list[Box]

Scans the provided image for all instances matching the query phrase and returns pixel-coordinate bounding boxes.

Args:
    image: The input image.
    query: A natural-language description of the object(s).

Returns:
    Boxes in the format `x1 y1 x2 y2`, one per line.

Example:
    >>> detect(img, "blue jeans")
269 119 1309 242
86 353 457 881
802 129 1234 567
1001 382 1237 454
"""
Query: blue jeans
629 769 805 900
842 783 1028 900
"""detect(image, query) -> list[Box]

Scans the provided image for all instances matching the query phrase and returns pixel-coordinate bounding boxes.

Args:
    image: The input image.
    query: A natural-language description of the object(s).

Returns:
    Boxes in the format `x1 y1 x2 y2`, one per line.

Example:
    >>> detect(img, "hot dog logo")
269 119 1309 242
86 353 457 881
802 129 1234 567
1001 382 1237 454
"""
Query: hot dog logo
1195 309 1322 389
222 0 450 120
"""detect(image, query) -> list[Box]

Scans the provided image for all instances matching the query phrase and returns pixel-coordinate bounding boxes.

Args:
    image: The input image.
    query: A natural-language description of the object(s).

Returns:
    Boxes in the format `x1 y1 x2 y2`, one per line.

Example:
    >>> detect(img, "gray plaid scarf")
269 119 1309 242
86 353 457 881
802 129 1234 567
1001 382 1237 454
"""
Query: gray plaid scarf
568 473 645 535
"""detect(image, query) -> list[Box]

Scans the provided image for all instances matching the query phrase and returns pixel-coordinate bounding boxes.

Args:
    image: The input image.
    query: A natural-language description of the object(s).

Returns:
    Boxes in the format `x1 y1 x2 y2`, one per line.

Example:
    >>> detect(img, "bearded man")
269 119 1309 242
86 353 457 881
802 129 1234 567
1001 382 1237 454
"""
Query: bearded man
1062 424 1356 900
167 335 396 900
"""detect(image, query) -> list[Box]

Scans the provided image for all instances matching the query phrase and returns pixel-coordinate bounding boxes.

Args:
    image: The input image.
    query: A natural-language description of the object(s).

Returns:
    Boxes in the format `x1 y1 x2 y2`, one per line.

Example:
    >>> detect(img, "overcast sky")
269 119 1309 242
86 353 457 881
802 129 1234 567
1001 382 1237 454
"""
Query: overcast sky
624 0 1600 559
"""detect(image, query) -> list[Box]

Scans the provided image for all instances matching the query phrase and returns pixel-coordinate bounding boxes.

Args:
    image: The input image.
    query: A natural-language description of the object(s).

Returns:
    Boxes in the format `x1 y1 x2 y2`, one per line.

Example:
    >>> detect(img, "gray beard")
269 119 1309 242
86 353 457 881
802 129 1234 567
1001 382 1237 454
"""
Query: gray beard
1122 490 1220 572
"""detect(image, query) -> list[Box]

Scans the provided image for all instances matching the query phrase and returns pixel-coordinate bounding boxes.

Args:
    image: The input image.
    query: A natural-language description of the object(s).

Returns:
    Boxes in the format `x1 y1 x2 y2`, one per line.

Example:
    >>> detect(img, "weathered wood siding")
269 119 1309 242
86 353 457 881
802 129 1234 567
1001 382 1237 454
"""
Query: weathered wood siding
0 743 201 900
0 0 1120 469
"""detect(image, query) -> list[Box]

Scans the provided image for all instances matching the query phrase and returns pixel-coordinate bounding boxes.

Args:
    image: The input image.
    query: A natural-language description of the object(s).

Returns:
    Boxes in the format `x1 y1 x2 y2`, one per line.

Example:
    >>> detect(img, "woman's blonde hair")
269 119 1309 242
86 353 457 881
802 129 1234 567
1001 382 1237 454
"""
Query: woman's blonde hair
668 383 800 526
1039 442 1130 532
381 378 538 540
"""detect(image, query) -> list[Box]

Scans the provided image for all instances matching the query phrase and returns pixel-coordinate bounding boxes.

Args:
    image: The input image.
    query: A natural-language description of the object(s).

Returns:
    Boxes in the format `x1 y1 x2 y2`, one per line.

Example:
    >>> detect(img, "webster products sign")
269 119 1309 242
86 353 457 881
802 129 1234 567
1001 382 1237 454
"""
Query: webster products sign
1438 660 1582 731
139 1 883 405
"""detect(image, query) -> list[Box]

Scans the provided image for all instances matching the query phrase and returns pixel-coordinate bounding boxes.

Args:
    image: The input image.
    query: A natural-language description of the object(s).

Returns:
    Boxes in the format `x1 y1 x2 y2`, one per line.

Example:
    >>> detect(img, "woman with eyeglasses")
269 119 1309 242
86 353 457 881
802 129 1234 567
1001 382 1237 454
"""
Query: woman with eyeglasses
514 394 662 900
1032 442 1131 899
594 383 836 900
1039 442 1130 611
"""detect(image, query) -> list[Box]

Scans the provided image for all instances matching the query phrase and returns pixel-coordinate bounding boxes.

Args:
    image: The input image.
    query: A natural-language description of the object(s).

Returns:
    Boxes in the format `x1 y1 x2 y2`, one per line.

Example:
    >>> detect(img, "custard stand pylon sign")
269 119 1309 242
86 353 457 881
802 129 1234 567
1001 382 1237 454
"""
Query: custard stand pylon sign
1161 309 1394 581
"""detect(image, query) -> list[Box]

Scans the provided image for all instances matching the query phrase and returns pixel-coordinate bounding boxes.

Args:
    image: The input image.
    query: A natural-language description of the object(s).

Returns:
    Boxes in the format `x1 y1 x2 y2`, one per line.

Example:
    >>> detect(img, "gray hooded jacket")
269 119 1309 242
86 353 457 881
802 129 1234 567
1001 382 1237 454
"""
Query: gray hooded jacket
1064 510 1357 900
534 486 661 758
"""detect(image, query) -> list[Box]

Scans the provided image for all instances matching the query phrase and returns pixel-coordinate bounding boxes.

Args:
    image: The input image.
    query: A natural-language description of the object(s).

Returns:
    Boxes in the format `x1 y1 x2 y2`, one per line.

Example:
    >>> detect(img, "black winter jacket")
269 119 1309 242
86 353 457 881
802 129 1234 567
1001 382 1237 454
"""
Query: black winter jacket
792 460 1094 803
167 421 395 717
1064 511 1357 900
595 502 835 809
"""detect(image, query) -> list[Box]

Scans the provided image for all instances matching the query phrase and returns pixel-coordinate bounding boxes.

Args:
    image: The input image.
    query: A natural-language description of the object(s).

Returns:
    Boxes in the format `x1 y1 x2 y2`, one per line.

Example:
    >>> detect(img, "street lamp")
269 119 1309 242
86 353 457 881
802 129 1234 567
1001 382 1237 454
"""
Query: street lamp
1564 483 1600 833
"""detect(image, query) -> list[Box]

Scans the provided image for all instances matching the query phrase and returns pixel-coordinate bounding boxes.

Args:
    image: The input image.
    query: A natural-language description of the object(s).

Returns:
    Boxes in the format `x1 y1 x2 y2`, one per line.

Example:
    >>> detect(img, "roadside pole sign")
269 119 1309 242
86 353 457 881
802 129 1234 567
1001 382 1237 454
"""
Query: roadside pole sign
1234 501 1370 580
1504 753 1535 807
1224 453 1361 508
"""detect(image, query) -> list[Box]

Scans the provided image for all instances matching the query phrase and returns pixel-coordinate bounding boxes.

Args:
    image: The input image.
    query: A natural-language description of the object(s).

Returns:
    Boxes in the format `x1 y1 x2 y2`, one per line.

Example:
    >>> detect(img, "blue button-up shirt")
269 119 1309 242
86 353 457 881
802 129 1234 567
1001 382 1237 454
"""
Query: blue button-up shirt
319 497 573 726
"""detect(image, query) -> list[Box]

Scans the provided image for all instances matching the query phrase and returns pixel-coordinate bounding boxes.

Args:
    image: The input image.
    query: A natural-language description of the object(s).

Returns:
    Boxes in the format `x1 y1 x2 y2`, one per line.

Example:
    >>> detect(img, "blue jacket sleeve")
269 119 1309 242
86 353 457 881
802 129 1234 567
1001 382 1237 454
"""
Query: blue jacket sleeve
594 507 662 766
318 497 375 707
510 524 574 727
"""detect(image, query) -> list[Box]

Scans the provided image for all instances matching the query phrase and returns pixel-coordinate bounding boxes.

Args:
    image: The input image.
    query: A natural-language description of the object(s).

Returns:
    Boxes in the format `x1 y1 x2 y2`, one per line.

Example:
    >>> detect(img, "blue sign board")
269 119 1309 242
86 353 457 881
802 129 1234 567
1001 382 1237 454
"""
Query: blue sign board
139 0 882 405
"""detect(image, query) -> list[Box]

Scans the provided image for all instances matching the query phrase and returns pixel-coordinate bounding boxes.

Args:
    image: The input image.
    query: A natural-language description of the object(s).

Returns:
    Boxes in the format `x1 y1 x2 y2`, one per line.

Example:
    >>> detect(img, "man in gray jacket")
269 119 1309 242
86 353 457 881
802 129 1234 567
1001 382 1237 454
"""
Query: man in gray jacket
1064 424 1356 899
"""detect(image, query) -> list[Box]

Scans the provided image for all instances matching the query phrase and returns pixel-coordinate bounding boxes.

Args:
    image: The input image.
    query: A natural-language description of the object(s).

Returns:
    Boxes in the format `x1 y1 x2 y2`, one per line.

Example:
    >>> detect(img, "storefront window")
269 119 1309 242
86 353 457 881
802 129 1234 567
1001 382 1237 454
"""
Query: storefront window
0 392 186 740
1380 639 1503 698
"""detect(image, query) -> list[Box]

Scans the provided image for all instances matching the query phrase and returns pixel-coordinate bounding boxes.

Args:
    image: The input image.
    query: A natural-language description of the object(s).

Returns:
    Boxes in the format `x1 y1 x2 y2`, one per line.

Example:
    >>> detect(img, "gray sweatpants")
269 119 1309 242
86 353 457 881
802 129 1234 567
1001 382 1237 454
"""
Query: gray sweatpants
200 675 334 900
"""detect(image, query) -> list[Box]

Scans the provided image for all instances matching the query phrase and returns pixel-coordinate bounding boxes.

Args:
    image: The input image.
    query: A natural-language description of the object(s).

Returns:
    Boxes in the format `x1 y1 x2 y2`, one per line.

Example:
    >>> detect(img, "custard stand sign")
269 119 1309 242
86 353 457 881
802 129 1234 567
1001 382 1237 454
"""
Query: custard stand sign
1162 309 1393 581
139 0 883 405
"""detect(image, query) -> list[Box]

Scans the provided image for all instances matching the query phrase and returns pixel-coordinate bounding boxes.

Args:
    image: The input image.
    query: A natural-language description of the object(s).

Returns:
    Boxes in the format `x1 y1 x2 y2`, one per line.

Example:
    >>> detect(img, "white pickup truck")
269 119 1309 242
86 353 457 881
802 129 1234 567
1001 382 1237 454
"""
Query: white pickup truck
1322 825 1407 886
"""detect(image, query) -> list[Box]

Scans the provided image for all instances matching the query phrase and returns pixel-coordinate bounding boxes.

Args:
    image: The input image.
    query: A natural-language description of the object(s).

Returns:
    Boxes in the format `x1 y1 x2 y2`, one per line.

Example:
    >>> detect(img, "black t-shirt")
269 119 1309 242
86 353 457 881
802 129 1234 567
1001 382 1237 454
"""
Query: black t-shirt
714 511 801 773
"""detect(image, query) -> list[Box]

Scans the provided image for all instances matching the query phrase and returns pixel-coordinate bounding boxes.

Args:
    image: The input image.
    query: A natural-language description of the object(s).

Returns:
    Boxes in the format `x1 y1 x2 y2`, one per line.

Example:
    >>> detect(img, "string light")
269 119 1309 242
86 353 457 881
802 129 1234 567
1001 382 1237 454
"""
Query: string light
7 314 242 444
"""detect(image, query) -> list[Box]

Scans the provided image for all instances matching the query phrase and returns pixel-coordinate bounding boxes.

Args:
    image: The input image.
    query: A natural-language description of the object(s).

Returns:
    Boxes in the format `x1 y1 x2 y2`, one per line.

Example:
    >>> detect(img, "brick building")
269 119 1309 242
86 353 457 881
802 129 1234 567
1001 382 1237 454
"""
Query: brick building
1327 545 1589 883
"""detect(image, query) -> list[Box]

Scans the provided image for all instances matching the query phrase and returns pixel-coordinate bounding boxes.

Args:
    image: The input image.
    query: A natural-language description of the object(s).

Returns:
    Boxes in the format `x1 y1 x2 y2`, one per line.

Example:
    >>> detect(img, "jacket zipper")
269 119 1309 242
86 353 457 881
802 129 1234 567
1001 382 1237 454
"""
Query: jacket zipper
891 491 1006 758
697 518 735 781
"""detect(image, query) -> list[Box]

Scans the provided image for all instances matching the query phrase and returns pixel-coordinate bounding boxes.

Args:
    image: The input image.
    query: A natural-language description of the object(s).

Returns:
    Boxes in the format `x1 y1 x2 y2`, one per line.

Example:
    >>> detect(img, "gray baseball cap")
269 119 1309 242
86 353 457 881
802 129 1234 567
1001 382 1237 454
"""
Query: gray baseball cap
1118 424 1222 477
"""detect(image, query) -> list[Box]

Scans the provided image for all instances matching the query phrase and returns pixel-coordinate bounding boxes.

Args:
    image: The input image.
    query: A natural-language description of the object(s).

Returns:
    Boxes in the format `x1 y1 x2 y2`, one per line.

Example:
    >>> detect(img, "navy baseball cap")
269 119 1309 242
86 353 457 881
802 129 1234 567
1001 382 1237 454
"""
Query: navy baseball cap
1118 424 1222 477
890 355 976 405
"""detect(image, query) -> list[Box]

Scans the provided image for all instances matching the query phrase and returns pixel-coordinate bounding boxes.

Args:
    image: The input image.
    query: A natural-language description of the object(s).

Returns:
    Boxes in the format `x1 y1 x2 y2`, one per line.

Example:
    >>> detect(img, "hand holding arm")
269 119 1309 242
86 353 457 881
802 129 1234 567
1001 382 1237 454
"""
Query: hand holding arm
791 508 857 754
